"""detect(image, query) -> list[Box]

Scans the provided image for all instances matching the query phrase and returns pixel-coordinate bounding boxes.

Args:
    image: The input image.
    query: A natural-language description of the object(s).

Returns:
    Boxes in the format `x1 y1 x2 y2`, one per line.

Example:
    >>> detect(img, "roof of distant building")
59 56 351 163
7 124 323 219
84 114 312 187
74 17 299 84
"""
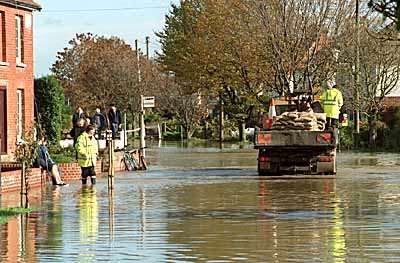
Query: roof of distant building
0 0 41 11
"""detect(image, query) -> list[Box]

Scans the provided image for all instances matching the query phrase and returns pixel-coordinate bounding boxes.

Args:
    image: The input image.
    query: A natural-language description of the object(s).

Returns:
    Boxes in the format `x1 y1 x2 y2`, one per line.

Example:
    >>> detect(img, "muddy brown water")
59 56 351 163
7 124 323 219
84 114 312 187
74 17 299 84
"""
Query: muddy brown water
0 141 400 262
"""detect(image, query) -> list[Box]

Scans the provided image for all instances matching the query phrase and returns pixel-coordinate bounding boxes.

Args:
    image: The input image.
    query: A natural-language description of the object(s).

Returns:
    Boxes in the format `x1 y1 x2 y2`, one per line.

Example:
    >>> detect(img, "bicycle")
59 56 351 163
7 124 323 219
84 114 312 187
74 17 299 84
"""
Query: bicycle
122 149 139 171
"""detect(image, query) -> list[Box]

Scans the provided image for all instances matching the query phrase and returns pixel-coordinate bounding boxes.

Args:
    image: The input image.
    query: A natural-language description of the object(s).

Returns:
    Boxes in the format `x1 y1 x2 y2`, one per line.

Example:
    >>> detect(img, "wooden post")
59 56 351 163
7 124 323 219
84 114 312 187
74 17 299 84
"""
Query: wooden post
20 162 27 208
107 131 115 190
108 188 115 239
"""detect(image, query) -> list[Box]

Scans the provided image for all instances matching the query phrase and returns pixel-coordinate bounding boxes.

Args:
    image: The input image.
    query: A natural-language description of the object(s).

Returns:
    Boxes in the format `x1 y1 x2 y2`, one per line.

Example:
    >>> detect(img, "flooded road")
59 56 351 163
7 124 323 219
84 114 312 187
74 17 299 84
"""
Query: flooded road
1 141 400 262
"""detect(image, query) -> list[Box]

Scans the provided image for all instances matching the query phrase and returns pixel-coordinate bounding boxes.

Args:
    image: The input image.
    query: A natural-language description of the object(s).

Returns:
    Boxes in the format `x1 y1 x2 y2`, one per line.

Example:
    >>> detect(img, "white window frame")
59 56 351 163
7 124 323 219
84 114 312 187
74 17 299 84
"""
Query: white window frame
15 15 22 64
16 89 23 141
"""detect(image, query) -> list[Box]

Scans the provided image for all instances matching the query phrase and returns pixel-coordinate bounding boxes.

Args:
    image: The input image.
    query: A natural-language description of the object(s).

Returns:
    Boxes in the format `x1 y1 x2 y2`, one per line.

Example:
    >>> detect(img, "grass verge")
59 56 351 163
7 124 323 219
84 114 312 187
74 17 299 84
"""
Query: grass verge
0 207 32 224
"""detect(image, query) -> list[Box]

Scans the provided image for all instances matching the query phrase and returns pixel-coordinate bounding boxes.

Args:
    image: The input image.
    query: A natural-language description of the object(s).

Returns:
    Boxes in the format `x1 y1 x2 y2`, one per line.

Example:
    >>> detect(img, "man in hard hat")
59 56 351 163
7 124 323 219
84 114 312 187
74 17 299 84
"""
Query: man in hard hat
320 83 343 129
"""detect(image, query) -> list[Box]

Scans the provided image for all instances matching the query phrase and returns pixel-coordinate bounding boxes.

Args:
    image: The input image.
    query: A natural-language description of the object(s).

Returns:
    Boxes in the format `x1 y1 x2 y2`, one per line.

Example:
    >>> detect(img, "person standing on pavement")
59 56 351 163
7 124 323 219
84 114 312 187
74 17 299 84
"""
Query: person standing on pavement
91 107 106 139
320 83 343 129
75 125 98 185
107 104 122 139
72 106 86 128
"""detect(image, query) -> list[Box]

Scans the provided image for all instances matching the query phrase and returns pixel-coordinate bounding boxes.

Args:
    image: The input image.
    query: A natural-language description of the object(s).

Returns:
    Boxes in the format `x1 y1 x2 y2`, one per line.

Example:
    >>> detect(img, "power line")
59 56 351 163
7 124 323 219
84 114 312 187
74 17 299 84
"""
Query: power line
40 6 171 14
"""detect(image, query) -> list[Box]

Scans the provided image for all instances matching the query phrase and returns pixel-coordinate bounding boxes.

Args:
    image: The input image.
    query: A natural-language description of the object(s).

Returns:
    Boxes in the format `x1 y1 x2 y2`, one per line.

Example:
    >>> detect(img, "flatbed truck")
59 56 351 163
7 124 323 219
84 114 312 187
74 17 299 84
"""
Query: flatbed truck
254 129 337 175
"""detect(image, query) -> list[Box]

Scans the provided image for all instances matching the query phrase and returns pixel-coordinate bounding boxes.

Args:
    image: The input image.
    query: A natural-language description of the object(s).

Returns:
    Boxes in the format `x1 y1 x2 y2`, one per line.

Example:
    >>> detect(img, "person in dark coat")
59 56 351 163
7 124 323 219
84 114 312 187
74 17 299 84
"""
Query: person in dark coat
72 106 86 128
91 107 106 139
71 118 87 146
107 104 122 139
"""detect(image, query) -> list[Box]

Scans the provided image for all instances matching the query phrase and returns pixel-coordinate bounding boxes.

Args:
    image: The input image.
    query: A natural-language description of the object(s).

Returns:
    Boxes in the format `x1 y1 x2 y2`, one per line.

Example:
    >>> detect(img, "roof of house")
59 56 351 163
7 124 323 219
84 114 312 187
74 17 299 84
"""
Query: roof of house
0 0 41 11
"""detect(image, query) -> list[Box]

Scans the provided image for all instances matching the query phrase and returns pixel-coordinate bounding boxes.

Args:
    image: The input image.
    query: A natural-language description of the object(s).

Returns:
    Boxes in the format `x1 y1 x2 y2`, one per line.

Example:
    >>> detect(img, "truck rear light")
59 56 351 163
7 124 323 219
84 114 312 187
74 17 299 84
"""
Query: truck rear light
318 156 333 162
316 133 332 144
259 156 269 162
257 134 272 145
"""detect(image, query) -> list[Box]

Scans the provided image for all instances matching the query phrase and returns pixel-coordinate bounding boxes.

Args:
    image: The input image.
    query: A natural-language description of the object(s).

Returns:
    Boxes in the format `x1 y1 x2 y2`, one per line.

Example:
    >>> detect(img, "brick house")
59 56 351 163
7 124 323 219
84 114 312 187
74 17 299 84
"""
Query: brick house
0 0 41 160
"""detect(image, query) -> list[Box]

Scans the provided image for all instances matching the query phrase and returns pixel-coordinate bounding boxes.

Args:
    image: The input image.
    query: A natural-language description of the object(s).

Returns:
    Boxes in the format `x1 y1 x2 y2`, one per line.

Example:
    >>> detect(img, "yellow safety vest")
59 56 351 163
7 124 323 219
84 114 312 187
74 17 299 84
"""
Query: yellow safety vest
320 88 343 119
75 132 98 167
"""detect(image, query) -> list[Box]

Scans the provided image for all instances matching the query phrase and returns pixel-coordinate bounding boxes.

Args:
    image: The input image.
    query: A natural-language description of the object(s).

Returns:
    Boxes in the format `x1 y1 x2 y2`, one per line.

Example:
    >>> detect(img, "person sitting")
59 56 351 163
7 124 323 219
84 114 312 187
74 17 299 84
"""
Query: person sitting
37 136 67 186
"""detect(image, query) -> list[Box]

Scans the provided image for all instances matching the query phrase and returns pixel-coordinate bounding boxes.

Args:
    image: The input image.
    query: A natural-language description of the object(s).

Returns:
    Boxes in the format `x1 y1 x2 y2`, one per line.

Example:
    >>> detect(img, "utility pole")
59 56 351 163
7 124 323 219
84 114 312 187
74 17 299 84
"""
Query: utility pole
145 36 150 60
140 95 146 158
136 39 146 158
135 39 141 83
354 0 360 137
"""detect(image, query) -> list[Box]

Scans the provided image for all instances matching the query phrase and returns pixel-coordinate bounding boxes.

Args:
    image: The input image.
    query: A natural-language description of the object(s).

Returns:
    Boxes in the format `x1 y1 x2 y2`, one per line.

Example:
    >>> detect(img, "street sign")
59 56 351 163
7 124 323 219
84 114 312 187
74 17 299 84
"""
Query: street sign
143 96 155 108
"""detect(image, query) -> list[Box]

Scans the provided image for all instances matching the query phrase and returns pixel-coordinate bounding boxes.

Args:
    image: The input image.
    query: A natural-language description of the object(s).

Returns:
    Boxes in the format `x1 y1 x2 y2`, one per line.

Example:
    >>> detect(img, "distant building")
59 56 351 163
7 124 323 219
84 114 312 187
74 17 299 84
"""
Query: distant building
0 0 41 160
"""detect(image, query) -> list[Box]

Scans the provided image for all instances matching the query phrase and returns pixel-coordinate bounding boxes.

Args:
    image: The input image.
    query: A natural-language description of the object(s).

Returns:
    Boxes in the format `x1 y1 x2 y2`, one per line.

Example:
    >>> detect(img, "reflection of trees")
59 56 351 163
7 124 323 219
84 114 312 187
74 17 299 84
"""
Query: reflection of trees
164 179 347 261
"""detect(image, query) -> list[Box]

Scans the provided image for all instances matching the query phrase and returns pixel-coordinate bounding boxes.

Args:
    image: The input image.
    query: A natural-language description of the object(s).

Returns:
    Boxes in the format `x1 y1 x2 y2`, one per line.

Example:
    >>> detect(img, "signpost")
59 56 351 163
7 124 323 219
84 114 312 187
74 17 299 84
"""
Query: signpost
140 96 155 160
143 96 155 108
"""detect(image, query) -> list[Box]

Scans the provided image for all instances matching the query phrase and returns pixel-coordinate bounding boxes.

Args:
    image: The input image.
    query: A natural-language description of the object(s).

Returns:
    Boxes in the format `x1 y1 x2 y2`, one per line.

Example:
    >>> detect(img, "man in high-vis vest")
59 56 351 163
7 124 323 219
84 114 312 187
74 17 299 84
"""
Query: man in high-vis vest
320 84 343 129
75 125 98 185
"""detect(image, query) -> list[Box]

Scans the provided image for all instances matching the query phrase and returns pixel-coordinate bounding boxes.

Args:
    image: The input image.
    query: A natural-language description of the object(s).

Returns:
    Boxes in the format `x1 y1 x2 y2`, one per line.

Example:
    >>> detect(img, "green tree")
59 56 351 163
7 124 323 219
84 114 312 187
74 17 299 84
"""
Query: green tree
34 76 65 143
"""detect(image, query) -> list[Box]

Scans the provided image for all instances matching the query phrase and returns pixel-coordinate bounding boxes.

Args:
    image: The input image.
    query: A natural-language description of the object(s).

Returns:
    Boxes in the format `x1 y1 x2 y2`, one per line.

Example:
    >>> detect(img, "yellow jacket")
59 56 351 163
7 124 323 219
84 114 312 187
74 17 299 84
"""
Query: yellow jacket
320 88 343 119
75 132 98 167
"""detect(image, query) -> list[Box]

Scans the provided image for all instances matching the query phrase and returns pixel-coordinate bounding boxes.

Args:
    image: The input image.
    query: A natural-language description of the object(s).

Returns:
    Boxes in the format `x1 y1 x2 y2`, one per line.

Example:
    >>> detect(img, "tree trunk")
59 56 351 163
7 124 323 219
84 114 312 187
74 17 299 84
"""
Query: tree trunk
239 122 246 142
219 95 224 143
368 114 377 148
204 120 209 140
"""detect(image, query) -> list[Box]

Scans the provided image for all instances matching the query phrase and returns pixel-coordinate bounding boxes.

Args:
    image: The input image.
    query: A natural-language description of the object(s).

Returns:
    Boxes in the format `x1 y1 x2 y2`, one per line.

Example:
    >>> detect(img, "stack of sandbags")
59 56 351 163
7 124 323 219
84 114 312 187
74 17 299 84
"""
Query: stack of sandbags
314 113 327 131
271 111 327 131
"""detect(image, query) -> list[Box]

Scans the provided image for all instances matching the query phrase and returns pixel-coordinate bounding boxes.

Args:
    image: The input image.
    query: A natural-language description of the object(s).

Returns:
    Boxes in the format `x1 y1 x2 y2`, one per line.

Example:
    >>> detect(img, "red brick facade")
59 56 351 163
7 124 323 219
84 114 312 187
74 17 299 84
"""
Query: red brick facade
0 157 129 193
0 160 105 193
0 1 40 160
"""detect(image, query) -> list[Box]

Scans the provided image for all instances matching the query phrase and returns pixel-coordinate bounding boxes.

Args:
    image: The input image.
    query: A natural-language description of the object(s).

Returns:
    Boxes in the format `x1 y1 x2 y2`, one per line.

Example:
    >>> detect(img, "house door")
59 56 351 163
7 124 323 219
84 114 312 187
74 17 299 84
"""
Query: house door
0 89 6 154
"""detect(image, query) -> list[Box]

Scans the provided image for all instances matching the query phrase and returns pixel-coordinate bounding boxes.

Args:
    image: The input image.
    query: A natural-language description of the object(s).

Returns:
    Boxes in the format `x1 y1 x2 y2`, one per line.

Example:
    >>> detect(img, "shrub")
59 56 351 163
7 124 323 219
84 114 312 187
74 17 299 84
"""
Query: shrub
34 76 65 143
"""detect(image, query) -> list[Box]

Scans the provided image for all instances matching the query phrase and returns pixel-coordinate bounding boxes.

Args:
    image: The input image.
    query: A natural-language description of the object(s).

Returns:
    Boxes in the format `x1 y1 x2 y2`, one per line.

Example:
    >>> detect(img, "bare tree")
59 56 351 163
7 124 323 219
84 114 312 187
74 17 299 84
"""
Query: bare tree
253 0 355 95
157 76 206 139
339 15 400 146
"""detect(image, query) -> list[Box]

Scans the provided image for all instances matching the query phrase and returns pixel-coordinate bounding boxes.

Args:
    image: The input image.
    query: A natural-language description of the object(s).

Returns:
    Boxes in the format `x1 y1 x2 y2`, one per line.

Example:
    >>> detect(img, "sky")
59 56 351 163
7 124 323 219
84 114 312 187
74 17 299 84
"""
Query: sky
33 0 178 76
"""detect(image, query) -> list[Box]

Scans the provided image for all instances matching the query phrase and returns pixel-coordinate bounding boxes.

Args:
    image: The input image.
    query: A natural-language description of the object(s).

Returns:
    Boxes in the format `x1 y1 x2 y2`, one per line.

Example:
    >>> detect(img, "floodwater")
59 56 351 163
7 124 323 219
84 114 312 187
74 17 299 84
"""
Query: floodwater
1 141 400 262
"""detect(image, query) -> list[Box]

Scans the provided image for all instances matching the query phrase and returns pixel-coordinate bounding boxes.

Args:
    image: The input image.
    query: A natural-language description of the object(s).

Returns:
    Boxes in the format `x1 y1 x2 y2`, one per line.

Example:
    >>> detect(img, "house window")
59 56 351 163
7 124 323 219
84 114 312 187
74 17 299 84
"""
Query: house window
15 15 23 64
16 89 24 141
0 12 5 62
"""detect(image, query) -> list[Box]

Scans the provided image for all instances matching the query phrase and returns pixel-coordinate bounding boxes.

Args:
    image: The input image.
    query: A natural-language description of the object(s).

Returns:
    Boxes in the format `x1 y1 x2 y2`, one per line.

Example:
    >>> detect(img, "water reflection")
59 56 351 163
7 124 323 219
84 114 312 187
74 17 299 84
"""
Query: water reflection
108 189 115 241
0 146 400 262
78 187 99 262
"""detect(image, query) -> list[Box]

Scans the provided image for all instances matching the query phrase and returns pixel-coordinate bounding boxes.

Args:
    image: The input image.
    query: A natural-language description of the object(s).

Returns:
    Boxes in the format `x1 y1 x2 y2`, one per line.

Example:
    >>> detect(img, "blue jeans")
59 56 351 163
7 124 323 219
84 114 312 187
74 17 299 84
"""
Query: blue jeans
111 123 119 139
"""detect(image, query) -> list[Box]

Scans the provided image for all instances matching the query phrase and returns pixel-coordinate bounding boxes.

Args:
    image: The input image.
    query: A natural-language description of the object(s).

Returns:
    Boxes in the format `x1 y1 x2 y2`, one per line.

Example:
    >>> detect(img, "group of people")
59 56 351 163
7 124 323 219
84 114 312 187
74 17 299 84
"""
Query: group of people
37 105 123 187
71 105 122 142
37 125 99 187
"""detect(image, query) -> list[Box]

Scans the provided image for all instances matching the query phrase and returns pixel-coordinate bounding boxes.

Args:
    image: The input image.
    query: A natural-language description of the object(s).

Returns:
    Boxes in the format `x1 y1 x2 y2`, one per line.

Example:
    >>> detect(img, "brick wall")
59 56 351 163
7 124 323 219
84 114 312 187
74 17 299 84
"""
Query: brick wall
0 160 105 193
0 167 41 193
59 160 103 181
0 4 36 159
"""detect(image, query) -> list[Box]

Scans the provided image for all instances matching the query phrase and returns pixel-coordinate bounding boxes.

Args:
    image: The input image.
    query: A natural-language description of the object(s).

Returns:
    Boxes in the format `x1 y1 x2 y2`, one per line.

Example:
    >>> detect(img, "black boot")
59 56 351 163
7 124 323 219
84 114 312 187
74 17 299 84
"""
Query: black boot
91 177 96 185
82 178 87 185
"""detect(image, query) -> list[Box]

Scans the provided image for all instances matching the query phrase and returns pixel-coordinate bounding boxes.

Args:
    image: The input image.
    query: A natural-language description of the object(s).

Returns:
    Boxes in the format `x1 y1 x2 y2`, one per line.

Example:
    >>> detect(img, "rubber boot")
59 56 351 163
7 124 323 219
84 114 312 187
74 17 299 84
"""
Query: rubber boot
82 178 87 185
91 177 96 185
